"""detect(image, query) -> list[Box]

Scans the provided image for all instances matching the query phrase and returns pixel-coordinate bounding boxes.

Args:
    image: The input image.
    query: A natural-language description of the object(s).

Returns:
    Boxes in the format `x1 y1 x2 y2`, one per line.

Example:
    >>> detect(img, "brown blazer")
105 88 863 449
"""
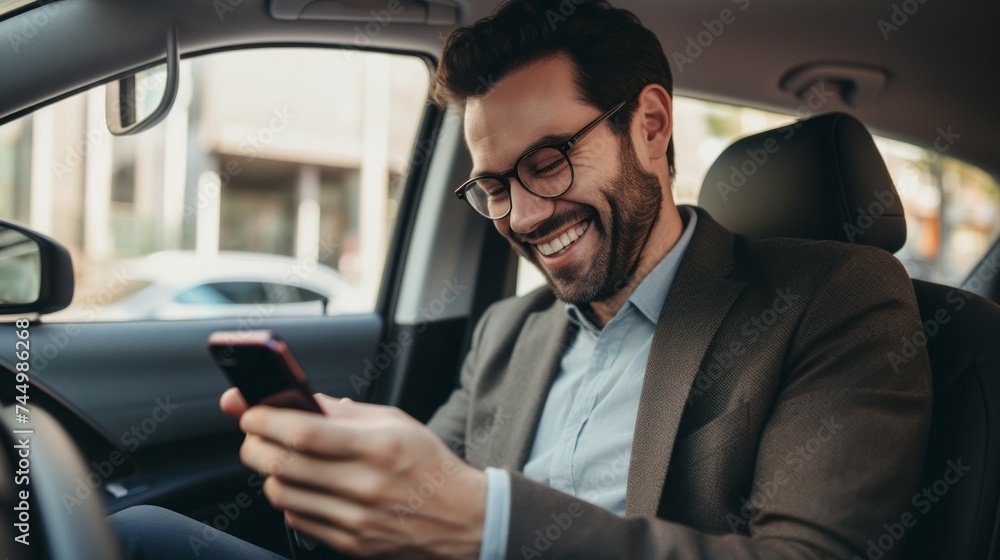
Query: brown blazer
427 206 932 559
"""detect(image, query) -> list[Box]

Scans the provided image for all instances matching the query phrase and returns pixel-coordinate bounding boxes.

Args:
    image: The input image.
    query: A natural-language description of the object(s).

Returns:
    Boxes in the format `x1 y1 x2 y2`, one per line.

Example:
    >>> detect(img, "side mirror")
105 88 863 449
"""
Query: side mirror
0 221 74 316
105 26 179 136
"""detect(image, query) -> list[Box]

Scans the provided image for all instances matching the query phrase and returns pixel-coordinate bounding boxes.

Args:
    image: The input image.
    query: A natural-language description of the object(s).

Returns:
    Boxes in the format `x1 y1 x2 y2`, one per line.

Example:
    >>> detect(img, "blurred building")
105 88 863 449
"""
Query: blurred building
1 48 997 307
0 48 429 307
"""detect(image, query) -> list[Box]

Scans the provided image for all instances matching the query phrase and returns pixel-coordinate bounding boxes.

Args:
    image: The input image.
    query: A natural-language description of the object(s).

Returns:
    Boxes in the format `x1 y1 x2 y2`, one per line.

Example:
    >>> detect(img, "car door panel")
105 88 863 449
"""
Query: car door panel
0 314 382 512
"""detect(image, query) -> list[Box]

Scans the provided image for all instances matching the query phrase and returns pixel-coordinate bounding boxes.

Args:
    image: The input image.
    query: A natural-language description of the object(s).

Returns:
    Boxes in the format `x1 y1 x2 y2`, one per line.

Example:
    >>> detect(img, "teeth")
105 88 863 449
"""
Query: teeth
536 221 589 257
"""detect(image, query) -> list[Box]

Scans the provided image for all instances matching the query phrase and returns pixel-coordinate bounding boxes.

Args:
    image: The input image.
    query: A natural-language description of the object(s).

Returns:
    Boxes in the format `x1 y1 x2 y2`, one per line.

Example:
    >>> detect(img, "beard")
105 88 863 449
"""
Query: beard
510 136 663 306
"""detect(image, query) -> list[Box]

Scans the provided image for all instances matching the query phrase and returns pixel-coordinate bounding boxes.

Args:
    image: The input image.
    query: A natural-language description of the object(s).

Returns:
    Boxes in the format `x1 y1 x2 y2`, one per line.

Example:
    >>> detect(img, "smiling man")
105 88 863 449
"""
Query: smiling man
110 1 932 559
459 53 679 324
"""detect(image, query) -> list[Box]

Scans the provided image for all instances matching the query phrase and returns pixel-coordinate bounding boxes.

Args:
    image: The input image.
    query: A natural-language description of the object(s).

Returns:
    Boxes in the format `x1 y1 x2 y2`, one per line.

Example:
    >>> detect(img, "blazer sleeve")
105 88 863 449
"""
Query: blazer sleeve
501 247 933 560
425 302 496 458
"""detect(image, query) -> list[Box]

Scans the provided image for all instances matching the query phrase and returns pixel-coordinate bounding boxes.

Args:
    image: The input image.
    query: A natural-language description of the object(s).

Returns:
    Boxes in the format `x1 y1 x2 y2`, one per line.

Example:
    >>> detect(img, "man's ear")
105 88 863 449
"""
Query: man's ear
632 84 672 166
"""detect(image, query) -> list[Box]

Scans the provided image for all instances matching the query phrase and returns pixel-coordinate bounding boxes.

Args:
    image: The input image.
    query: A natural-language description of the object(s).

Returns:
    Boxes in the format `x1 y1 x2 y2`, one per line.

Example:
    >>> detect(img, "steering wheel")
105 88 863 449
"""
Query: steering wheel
0 401 124 560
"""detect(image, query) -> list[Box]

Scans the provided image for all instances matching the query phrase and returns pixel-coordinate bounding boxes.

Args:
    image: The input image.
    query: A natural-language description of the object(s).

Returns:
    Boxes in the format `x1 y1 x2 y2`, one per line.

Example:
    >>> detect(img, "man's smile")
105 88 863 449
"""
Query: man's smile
535 219 591 257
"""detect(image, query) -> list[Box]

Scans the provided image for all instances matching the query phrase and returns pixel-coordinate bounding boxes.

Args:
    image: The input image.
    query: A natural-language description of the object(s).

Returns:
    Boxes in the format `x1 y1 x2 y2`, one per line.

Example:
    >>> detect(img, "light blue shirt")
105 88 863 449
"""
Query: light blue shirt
478 206 697 560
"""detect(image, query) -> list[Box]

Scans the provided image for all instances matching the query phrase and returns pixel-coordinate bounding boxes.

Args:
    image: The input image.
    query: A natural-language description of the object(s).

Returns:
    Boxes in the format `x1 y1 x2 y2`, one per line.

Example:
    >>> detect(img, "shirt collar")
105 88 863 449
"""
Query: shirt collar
565 205 698 330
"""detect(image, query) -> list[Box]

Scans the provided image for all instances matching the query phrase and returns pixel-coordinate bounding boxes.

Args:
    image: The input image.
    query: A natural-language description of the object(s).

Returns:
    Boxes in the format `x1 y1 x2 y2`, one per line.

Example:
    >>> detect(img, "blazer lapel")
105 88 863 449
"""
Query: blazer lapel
625 208 747 517
482 303 573 470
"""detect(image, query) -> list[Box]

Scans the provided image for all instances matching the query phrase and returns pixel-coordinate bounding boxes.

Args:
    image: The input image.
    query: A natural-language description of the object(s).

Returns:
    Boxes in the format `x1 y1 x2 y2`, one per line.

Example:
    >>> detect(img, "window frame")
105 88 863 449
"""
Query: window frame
1 43 442 324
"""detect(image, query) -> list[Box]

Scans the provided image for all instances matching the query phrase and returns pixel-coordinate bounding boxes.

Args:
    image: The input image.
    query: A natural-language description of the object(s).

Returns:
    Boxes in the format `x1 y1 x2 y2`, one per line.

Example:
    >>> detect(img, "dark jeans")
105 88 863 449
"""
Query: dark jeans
109 505 291 560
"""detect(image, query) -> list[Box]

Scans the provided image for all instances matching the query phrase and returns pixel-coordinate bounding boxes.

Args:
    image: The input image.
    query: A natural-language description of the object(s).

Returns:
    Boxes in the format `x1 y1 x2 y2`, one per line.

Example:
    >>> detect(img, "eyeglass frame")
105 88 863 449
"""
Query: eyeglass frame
454 99 630 219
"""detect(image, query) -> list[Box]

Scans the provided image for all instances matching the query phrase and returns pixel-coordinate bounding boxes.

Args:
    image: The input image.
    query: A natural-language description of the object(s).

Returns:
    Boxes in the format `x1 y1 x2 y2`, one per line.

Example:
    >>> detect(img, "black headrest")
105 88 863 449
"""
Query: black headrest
697 112 906 252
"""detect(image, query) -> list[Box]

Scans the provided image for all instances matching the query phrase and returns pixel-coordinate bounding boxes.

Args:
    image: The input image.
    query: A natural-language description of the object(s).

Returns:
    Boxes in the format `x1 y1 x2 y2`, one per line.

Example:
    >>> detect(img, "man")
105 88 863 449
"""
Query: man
111 1 932 558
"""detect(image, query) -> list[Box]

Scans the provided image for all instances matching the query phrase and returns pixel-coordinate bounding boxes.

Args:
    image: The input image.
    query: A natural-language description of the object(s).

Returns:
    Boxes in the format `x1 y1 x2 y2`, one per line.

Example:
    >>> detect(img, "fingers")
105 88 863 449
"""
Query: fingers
225 387 363 418
241 433 302 474
225 390 337 420
220 387 249 419
243 435 388 502
240 406 368 458
315 394 354 417
265 477 371 527
224 390 391 422
314 394 391 419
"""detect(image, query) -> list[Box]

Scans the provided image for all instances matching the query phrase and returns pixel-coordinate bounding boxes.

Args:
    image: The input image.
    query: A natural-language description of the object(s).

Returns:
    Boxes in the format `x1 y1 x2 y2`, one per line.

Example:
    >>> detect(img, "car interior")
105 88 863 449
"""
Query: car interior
0 1 998 559
698 112 1000 560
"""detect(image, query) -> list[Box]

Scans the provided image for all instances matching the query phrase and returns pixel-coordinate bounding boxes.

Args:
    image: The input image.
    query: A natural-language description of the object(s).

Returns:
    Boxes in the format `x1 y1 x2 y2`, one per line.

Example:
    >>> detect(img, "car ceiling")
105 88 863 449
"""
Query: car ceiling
0 0 996 178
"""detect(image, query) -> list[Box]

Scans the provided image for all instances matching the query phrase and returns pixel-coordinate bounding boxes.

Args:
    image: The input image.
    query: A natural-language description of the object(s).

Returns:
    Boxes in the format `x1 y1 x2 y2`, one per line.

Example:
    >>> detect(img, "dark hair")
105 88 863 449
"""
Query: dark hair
434 0 675 177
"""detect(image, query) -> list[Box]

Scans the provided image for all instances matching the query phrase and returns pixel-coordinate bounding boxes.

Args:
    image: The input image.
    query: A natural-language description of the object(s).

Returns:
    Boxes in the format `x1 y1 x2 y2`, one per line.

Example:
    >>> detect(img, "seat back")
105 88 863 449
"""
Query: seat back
699 112 1000 560
907 280 1000 559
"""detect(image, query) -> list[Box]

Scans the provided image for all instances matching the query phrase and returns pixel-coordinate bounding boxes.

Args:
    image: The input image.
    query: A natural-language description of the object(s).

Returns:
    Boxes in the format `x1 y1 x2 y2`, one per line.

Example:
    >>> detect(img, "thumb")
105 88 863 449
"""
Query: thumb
220 387 249 419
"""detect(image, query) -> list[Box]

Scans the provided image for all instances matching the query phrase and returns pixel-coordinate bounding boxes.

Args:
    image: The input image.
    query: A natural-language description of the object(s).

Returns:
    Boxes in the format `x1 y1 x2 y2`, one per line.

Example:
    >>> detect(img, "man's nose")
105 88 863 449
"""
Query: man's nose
508 178 556 234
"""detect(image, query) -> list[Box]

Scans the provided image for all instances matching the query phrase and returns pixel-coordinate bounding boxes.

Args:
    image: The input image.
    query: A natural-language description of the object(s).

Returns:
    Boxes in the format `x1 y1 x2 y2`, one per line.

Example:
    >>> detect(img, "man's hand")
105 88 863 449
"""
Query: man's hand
219 388 487 560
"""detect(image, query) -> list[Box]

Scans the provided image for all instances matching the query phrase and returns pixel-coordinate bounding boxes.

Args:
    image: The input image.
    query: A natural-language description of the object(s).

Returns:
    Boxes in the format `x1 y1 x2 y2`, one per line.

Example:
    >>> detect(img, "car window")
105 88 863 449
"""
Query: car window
174 282 270 305
0 47 430 321
203 282 268 305
174 284 232 305
287 286 326 303
178 281 328 306
515 97 1000 294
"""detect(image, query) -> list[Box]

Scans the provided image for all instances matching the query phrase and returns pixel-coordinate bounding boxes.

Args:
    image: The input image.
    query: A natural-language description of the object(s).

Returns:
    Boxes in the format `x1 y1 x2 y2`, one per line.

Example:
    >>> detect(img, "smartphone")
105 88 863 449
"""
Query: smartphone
208 329 323 414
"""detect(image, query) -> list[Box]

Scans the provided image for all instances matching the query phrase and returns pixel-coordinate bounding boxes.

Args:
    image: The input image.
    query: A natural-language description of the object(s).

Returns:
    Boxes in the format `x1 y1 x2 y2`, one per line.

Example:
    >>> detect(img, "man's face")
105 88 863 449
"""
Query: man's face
464 55 663 305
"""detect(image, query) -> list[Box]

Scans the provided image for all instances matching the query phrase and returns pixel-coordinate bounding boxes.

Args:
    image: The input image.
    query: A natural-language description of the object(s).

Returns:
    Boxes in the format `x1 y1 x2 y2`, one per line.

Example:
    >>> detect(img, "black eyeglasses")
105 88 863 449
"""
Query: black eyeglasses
454 100 629 219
